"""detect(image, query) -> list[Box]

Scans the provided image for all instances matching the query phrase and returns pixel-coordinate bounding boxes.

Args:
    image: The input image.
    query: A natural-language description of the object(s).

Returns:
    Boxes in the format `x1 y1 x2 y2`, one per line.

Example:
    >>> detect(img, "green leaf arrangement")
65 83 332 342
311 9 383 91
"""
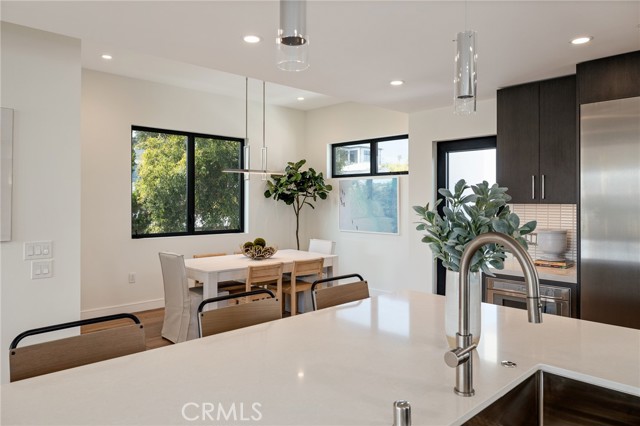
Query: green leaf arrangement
413 179 537 274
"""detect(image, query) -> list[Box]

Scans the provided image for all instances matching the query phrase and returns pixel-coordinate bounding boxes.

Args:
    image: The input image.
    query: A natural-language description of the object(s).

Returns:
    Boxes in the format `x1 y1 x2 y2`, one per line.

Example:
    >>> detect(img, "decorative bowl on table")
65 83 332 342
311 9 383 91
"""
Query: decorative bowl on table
241 238 277 260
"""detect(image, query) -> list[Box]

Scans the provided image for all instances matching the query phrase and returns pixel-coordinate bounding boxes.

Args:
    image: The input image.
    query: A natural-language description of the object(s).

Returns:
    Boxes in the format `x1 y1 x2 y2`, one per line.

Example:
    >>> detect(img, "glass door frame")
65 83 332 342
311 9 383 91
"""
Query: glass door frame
435 136 497 295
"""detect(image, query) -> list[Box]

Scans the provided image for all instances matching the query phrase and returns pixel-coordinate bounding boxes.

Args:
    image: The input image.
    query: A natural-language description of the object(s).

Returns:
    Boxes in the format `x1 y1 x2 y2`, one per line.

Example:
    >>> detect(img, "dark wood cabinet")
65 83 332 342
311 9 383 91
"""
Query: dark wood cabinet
577 50 640 104
497 75 577 204
539 76 577 203
497 83 539 203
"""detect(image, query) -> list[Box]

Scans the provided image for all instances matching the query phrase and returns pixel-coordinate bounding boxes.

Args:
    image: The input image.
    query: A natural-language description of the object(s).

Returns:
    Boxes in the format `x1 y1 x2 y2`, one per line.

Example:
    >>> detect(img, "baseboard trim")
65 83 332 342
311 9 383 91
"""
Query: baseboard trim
81 298 165 319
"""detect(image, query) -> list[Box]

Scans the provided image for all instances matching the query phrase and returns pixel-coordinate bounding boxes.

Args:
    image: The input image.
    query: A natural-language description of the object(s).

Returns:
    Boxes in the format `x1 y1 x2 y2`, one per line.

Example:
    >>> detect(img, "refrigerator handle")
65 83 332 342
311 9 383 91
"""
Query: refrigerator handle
541 175 546 200
531 175 535 200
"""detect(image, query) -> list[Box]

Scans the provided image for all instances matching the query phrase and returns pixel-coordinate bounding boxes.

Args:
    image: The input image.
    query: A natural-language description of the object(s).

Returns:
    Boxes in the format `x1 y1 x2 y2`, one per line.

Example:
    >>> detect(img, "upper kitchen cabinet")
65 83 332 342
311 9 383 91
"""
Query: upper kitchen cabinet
577 51 640 104
497 75 577 204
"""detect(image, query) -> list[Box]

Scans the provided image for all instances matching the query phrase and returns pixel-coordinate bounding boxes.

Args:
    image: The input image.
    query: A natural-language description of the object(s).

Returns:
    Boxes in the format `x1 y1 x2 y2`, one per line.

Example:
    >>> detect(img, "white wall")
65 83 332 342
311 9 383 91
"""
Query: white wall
407 99 498 292
304 103 411 293
0 22 499 386
0 23 81 383
303 100 498 294
81 71 302 316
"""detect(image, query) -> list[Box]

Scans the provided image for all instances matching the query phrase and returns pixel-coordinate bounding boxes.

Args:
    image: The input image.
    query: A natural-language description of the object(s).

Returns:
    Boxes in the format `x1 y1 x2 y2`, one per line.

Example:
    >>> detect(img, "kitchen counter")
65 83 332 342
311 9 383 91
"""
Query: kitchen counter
2 291 638 425
490 256 577 283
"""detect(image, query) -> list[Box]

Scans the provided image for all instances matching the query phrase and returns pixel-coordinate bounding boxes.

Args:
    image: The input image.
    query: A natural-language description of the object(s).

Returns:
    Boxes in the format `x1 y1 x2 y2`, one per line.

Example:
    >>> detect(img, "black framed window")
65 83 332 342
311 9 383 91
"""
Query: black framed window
331 135 409 177
131 126 244 238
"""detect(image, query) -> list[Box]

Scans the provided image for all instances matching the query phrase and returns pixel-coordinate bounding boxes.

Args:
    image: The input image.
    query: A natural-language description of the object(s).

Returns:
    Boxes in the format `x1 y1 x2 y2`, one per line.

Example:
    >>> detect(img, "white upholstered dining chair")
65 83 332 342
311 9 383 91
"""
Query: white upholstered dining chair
159 252 204 343
308 238 336 254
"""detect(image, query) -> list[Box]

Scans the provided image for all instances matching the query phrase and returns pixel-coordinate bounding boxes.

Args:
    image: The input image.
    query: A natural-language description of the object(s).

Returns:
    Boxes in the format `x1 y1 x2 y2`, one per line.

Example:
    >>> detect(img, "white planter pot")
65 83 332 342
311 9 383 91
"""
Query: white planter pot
444 269 482 349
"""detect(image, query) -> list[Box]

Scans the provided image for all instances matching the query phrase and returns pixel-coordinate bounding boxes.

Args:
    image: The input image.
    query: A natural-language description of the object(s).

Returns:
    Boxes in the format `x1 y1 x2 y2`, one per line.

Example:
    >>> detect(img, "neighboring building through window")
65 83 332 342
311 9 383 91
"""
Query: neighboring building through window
131 126 244 238
332 135 409 177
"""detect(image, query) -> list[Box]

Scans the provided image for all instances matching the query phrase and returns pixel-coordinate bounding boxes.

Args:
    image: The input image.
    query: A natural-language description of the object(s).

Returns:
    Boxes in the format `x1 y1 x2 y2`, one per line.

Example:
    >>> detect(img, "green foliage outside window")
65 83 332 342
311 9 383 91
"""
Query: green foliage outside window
194 137 242 231
131 128 242 237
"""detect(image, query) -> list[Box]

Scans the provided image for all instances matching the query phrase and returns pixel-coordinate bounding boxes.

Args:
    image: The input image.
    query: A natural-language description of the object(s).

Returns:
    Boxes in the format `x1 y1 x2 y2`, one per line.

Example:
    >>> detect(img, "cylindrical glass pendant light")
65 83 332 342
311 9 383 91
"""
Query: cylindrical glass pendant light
277 0 309 71
454 30 477 115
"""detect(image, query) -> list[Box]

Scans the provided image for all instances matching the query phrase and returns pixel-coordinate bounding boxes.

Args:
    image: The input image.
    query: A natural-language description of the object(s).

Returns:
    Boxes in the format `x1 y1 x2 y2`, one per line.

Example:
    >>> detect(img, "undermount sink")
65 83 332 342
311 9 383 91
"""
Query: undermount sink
464 370 640 425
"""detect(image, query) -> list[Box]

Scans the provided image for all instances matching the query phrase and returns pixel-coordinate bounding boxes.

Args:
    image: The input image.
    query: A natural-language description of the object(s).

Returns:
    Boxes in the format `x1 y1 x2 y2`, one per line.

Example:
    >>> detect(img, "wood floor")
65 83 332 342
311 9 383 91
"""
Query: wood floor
81 308 172 350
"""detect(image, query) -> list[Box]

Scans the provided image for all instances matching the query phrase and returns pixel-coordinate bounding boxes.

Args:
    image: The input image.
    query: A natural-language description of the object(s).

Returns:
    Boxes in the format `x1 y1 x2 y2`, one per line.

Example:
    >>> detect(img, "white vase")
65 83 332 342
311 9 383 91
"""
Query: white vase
444 269 481 349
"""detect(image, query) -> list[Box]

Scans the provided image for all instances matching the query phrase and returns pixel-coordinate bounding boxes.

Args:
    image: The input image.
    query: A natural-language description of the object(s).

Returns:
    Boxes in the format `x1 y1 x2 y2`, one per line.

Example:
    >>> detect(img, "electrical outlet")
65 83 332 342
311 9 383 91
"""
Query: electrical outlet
128 272 136 284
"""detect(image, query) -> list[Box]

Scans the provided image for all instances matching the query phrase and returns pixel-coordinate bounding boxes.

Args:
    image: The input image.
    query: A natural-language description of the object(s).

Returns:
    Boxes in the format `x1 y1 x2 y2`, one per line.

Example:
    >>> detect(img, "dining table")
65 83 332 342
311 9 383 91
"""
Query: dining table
184 249 339 309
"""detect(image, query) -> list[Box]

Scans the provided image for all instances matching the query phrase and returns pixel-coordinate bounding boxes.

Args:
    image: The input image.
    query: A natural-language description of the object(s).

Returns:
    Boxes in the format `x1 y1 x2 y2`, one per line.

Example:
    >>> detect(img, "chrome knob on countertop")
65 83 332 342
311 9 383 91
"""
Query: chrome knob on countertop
392 400 411 426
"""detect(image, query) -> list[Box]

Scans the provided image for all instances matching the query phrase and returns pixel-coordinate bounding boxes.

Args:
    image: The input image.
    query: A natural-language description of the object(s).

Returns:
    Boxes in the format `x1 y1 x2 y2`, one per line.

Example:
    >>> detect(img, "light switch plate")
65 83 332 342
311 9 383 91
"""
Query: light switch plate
31 260 53 279
24 241 53 260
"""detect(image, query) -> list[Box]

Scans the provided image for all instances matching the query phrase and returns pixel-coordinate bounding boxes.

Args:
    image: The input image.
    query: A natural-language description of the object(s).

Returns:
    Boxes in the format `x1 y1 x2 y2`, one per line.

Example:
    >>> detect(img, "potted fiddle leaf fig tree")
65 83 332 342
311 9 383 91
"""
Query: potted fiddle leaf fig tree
413 179 536 347
264 159 332 250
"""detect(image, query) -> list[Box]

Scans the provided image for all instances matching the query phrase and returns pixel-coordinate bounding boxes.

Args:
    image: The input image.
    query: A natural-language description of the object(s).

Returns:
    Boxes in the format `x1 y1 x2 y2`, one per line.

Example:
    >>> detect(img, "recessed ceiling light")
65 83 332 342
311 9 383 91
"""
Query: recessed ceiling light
297 97 305 101
571 36 593 45
243 35 261 44
101 54 113 60
390 80 404 86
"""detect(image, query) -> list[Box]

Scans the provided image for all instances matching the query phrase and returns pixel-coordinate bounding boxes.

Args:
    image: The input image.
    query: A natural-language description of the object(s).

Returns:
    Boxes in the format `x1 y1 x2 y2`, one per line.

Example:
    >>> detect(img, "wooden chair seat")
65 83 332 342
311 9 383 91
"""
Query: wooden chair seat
281 280 313 294
193 280 247 290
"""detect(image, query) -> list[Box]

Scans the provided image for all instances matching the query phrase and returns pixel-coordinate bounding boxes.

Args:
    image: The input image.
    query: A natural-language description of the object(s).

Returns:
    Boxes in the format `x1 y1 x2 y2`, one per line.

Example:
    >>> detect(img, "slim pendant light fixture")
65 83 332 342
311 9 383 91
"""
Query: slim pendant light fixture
277 0 309 71
224 79 282 177
259 81 270 180
454 1 477 115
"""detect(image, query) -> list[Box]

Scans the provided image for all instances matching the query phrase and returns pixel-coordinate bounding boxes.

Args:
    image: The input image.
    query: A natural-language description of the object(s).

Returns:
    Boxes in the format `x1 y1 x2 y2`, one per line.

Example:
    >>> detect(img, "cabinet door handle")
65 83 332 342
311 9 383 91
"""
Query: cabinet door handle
531 175 535 200
541 174 546 200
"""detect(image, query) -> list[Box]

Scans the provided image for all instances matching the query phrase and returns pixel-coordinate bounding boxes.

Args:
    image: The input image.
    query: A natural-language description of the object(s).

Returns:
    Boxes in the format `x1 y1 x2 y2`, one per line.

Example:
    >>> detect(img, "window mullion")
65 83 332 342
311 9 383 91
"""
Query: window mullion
370 142 378 174
187 134 195 233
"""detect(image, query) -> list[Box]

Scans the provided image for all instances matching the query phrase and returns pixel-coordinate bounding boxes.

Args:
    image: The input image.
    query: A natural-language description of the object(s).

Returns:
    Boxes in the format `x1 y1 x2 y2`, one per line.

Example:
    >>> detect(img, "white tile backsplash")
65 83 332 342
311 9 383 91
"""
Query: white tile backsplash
509 204 577 261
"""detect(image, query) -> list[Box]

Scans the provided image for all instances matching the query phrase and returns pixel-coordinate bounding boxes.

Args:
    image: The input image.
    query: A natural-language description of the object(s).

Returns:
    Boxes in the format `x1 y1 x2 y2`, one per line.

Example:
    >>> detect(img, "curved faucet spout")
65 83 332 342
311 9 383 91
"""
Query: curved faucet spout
446 231 543 397
459 232 543 333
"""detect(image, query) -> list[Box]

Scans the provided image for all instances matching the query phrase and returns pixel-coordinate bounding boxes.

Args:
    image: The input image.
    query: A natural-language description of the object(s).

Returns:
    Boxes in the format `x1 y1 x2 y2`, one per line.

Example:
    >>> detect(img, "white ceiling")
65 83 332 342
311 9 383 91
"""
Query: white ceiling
2 1 639 112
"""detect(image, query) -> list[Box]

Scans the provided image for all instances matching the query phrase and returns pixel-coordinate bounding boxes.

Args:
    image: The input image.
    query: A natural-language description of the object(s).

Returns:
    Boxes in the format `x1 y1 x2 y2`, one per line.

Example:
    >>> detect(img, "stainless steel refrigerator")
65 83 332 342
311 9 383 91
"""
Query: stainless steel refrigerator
580 96 640 329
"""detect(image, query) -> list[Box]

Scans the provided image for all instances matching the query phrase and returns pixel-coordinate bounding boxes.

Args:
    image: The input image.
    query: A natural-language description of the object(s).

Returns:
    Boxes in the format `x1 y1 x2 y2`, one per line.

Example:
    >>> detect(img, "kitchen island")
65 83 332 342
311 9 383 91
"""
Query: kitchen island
2 291 638 425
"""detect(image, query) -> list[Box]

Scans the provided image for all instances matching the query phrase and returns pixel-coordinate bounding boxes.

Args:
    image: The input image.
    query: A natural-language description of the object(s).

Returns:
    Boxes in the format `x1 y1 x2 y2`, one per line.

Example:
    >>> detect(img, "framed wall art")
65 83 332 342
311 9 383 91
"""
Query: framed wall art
339 177 398 235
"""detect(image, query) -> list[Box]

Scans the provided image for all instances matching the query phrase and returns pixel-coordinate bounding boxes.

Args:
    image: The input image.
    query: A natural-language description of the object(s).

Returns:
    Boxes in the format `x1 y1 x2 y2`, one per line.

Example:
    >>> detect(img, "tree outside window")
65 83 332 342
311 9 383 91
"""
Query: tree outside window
131 127 244 238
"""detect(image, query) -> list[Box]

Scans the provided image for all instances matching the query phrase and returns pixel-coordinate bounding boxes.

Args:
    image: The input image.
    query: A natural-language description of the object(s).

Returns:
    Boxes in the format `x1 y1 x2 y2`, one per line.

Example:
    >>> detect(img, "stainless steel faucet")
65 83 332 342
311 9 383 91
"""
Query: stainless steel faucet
444 232 543 397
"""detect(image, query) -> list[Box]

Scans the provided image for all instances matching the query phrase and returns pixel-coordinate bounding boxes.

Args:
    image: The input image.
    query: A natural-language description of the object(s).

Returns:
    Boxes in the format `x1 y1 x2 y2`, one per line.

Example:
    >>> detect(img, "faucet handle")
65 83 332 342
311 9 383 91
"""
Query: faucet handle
444 343 477 368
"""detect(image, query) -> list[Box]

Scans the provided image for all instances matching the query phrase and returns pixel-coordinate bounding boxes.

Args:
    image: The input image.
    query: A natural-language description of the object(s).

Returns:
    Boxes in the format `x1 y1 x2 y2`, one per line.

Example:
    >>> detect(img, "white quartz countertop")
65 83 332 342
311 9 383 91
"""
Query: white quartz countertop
490 257 578 283
2 291 638 425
